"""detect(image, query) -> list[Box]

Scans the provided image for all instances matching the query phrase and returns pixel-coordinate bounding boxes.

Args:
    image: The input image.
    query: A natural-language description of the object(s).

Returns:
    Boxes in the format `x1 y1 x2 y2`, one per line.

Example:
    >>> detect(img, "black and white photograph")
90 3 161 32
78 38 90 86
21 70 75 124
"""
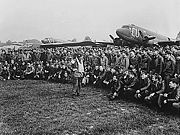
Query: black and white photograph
0 0 180 134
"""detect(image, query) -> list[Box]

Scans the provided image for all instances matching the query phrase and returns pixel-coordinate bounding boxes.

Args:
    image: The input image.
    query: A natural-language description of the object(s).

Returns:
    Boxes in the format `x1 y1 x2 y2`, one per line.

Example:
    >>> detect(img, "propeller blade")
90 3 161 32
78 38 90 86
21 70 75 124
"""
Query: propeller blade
109 35 115 41
139 30 144 38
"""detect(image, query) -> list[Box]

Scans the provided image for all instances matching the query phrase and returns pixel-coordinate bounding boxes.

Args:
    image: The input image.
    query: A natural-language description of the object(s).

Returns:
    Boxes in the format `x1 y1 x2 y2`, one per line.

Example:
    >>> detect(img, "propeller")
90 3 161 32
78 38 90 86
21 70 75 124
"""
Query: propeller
109 35 123 46
139 30 144 39
109 35 115 41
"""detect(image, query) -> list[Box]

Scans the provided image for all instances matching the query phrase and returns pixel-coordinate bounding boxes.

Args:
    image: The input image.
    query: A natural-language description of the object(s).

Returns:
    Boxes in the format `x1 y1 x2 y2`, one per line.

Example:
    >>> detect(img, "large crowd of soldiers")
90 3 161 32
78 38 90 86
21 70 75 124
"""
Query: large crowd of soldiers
0 45 180 112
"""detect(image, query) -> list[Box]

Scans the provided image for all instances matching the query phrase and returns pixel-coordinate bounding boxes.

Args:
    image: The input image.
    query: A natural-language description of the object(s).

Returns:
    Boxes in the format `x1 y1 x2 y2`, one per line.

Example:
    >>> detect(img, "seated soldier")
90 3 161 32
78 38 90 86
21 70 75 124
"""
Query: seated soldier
9 59 17 80
11 64 19 80
47 63 56 81
102 67 113 89
93 66 105 88
34 63 44 80
53 63 61 82
0 66 10 81
158 78 180 110
15 63 23 80
145 73 165 106
134 70 151 101
19 61 27 79
82 65 93 86
24 63 35 79
107 75 121 100
60 64 70 84
90 66 99 85
121 69 139 100
44 62 51 80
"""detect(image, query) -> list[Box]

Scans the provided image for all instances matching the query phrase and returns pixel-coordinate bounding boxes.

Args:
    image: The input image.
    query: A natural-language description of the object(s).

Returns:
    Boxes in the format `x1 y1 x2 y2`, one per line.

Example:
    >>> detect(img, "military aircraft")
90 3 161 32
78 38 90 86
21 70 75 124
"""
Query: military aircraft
40 37 108 48
40 25 180 48
109 24 180 47
41 38 65 44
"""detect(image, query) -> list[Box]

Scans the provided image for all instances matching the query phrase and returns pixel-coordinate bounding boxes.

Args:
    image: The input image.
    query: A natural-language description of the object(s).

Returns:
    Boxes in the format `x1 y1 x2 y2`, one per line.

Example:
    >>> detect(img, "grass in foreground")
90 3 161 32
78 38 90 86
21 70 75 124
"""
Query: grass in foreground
0 80 179 135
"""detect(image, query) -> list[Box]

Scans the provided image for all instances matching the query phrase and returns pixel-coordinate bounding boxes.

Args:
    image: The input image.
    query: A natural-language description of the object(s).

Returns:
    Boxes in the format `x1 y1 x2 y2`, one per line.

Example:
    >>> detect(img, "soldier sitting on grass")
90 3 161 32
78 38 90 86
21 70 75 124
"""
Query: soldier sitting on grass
158 78 180 111
24 63 35 79
0 66 10 81
82 65 93 86
93 66 105 88
43 62 51 80
144 73 165 106
107 74 121 100
59 64 71 84
90 66 99 85
34 62 44 80
134 70 151 101
121 69 139 101
102 67 114 89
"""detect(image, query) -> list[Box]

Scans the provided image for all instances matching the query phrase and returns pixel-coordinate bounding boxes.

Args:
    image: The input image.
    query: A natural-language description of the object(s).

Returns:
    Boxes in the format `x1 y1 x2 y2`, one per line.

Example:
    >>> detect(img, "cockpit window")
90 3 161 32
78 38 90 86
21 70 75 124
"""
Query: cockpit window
122 25 129 29
122 25 132 32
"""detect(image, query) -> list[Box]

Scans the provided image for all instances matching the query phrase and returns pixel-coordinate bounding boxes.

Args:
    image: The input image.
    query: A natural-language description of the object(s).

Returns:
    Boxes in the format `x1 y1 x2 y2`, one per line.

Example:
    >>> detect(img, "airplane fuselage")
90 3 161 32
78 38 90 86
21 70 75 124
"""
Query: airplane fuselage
116 24 173 46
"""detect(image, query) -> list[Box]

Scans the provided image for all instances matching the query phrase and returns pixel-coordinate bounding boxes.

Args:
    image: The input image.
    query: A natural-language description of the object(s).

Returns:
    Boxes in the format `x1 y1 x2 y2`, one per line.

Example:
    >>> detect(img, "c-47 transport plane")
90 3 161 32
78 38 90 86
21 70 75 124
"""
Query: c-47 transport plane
40 37 109 48
111 24 180 47
40 24 180 48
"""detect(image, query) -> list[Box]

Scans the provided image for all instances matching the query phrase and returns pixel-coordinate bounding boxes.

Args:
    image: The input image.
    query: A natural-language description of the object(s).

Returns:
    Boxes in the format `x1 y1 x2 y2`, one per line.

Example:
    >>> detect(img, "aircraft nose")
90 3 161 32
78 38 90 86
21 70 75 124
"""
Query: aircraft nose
116 28 131 38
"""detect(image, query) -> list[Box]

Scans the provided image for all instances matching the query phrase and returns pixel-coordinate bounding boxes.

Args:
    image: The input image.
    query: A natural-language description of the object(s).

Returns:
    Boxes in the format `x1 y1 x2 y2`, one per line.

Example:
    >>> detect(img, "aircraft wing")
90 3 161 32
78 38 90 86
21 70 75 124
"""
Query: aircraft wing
96 41 114 45
157 40 180 46
40 41 105 48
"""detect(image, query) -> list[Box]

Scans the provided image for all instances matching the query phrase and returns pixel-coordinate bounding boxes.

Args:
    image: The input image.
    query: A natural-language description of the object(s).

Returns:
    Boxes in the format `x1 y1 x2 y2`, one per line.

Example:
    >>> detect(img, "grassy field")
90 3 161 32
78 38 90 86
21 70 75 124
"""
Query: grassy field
0 80 179 135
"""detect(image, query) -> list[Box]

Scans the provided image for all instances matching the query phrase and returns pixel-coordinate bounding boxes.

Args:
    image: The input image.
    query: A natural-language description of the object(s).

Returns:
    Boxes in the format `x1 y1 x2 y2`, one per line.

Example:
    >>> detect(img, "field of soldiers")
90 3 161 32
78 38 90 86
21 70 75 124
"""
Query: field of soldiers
0 46 180 134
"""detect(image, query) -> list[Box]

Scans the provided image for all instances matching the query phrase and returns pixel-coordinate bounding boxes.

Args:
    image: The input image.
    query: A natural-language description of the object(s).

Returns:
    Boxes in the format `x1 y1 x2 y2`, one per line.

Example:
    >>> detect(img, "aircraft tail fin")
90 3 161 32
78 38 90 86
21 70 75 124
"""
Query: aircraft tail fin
176 31 180 40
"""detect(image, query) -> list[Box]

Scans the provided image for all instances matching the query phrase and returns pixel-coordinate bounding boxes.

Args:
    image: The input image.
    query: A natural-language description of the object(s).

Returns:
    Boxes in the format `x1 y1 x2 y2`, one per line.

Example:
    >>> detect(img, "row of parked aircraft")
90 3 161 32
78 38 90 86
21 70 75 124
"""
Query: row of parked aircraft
40 24 180 48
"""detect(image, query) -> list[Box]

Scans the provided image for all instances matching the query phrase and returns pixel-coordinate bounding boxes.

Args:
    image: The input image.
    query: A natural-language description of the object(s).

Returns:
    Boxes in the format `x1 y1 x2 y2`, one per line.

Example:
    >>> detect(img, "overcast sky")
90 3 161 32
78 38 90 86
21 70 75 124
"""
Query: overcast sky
0 0 180 42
